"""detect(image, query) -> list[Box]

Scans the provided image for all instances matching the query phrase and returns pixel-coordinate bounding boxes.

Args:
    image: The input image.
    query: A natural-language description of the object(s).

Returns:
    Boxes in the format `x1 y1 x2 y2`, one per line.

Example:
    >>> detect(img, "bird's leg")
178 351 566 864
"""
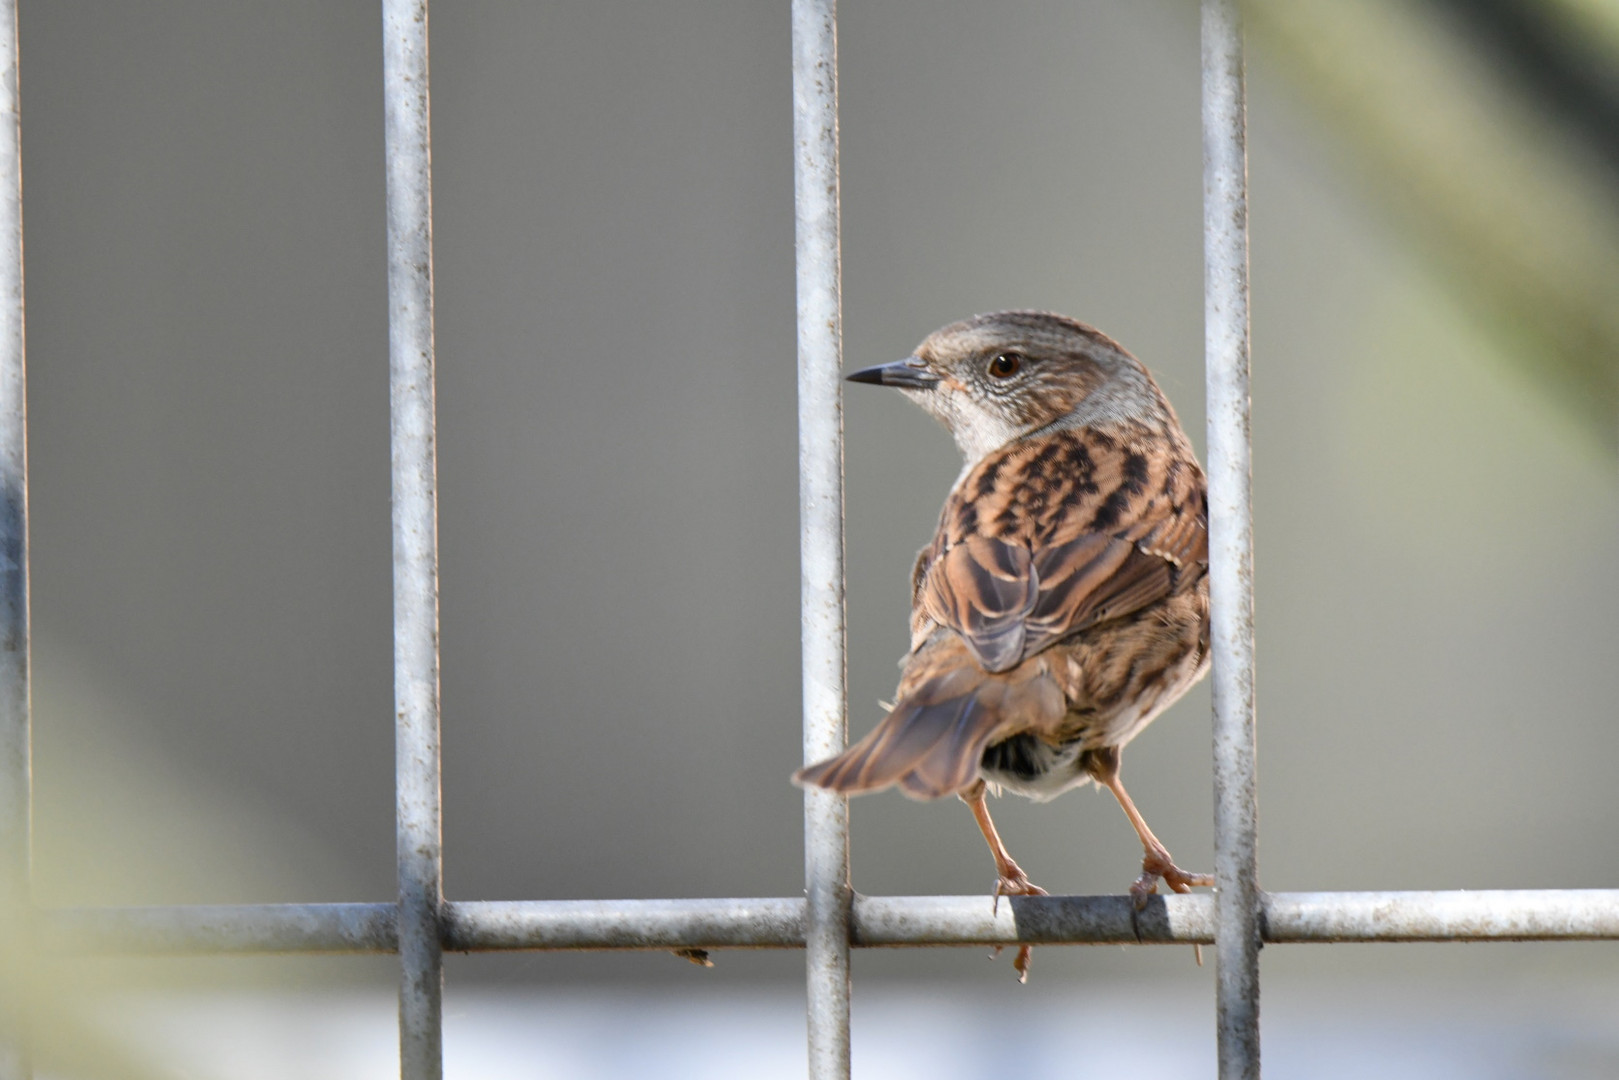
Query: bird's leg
1088 748 1213 907
962 780 1046 901
961 780 1045 982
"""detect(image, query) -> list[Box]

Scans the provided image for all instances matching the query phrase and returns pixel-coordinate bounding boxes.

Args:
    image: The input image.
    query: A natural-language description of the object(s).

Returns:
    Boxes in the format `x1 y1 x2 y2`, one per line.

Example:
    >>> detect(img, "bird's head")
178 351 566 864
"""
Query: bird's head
847 310 1173 464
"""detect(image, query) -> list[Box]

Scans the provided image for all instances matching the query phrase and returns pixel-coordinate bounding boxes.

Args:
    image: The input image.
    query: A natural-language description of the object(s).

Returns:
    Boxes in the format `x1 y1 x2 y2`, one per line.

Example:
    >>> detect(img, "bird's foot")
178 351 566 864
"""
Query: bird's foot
993 867 1048 905
1128 848 1213 966
1128 846 1214 908
990 869 1047 983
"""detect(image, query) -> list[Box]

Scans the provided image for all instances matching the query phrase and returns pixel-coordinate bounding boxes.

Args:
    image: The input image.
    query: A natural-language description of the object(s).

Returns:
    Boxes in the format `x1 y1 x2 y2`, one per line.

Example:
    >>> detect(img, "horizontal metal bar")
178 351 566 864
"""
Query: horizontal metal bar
36 890 1619 956
39 903 398 954
850 894 1213 947
1263 890 1619 943
442 899 807 952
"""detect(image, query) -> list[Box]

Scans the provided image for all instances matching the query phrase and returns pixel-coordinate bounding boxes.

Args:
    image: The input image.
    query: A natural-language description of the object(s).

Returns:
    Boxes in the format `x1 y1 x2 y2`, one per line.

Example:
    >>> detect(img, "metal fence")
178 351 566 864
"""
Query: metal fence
5 1 1618 1078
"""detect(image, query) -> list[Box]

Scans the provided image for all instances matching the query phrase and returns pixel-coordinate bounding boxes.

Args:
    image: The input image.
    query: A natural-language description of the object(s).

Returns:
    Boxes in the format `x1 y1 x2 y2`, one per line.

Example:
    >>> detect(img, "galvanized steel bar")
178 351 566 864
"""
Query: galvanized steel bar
382 1 444 1077
1263 890 1619 942
1201 0 1259 1077
851 894 1215 947
449 894 1208 951
444 889 1619 948
790 1 852 1078
443 898 808 952
42 891 1619 955
0 3 24 1077
41 904 399 955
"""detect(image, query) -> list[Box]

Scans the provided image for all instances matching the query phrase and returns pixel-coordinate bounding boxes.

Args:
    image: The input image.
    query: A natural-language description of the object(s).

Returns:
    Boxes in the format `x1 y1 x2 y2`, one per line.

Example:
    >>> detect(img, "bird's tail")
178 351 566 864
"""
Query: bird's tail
793 648 1064 801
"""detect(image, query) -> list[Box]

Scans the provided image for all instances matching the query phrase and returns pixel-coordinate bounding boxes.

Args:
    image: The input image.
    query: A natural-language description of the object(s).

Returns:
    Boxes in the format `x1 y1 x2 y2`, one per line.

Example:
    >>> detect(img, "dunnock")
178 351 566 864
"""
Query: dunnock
796 310 1212 979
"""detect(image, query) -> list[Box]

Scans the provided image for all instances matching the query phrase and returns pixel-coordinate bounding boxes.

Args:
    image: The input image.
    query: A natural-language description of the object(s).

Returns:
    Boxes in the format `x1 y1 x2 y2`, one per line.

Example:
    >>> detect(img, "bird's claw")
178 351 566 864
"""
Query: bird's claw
1128 849 1212 966
992 870 1049 909
989 871 1047 982
1130 848 1213 910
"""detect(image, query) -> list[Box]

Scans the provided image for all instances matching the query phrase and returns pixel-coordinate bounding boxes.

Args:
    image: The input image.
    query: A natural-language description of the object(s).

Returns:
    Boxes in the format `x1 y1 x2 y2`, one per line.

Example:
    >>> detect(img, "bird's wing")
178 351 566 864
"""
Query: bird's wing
914 535 1038 673
915 430 1207 671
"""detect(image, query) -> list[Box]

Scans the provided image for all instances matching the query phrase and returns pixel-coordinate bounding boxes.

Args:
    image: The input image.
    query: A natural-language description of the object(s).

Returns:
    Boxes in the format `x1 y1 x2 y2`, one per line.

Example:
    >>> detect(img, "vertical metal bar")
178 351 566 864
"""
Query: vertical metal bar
0 3 25 1076
1201 1 1260 1077
790 2 851 1077
382 1 444 1077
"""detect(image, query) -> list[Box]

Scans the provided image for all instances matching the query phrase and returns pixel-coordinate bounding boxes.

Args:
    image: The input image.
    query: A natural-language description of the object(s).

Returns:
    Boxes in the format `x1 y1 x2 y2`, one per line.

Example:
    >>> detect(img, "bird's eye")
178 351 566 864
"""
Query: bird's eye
987 352 1023 379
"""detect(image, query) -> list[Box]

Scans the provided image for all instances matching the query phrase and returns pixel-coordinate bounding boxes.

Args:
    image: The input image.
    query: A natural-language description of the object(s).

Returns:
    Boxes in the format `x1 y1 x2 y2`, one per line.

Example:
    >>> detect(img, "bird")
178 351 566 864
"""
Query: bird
794 310 1213 981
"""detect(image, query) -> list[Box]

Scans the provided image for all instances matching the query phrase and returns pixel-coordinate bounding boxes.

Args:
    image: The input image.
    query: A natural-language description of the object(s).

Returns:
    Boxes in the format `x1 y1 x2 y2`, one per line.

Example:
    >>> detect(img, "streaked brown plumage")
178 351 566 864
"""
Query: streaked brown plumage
795 310 1213 980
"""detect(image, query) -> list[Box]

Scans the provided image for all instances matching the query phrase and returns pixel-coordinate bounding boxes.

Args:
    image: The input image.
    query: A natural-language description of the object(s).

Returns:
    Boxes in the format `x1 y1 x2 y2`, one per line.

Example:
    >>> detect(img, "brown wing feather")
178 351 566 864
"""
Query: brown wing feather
917 536 1036 673
1020 533 1136 655
1135 493 1209 569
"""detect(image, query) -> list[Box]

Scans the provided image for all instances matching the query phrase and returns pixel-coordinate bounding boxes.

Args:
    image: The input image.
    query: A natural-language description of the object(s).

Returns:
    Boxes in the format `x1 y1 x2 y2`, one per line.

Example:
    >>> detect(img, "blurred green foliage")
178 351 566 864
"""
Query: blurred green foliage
1243 0 1619 452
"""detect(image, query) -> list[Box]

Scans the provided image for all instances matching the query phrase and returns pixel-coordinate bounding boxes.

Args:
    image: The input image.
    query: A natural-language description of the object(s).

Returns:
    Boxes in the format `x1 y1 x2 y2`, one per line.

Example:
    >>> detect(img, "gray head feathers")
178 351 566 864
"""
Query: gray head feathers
898 310 1177 464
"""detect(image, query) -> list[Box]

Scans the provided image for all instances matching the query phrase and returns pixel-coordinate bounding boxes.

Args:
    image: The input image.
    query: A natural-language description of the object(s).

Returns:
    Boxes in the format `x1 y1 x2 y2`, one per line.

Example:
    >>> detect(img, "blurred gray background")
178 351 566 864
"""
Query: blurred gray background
17 0 1619 1066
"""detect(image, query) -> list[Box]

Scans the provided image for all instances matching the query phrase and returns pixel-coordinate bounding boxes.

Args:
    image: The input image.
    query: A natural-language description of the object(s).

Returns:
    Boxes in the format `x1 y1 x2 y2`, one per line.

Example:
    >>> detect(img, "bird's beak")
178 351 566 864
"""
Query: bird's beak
845 357 939 389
